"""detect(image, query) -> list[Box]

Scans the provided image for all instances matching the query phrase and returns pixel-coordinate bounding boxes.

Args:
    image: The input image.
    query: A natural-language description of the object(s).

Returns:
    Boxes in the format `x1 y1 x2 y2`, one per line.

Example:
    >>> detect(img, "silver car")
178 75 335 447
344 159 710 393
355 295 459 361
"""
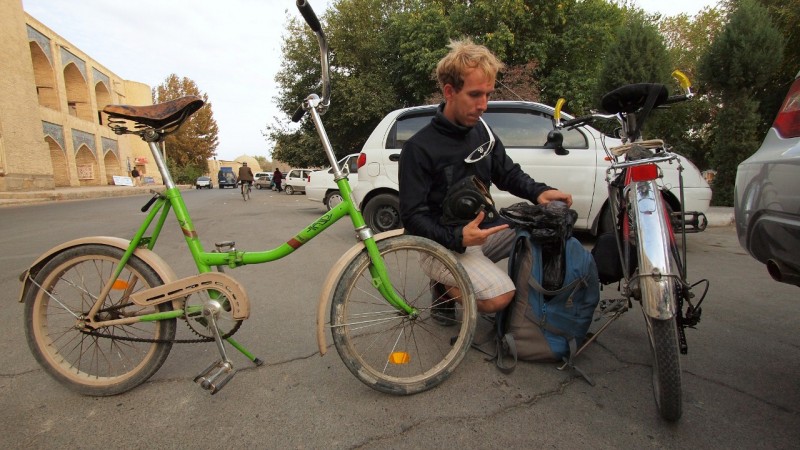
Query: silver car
735 69 800 286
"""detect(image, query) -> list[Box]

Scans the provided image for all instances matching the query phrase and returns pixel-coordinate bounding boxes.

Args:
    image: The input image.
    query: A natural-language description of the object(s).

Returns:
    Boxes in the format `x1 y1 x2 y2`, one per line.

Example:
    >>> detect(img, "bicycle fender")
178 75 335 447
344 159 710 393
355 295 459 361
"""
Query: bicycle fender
18 236 178 305
630 181 678 320
316 229 404 355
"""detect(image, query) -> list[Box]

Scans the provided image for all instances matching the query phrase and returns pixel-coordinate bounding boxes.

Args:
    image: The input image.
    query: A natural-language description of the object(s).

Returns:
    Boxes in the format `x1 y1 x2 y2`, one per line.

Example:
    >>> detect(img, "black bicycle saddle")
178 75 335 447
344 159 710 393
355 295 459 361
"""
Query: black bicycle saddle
601 83 668 114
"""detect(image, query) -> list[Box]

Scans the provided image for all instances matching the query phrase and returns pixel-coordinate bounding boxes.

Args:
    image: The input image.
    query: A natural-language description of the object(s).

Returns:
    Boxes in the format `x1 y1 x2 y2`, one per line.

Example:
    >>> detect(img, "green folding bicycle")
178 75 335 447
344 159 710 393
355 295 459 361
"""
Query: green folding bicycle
19 0 476 396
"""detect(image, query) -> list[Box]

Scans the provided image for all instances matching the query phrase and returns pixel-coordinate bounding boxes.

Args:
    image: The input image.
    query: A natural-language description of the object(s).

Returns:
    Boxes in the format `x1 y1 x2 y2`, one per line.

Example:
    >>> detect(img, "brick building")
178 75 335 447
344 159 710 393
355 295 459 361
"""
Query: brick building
0 0 159 192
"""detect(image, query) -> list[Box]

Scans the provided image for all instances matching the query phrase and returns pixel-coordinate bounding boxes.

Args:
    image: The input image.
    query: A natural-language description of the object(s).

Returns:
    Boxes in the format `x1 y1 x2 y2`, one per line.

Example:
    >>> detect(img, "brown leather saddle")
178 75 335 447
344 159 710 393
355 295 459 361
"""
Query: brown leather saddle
103 96 204 130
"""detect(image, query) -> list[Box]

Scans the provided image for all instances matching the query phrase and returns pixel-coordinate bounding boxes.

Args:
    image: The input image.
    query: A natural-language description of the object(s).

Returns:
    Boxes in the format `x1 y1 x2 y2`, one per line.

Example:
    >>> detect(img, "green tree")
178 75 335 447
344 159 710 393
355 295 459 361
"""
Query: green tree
753 0 800 137
268 0 680 169
539 0 626 112
152 74 219 182
595 14 672 98
268 0 405 168
593 13 685 152
653 7 726 171
698 0 784 205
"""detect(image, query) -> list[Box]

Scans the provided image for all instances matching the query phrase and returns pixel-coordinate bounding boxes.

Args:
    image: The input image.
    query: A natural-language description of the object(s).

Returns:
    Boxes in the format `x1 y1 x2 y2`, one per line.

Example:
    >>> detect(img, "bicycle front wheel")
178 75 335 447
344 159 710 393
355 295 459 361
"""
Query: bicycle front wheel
24 244 176 396
645 314 682 421
331 235 476 395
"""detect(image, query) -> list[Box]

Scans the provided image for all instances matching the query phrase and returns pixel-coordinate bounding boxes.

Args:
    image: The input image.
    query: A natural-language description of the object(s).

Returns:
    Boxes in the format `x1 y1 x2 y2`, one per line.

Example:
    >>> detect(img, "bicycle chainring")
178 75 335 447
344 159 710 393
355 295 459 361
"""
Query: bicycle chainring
183 291 243 339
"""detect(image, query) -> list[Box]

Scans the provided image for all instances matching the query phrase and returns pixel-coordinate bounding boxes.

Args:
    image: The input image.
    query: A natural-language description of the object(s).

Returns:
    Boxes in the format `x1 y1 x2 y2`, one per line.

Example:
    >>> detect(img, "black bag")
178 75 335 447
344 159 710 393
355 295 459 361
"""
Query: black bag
592 231 638 284
592 232 625 285
440 175 499 226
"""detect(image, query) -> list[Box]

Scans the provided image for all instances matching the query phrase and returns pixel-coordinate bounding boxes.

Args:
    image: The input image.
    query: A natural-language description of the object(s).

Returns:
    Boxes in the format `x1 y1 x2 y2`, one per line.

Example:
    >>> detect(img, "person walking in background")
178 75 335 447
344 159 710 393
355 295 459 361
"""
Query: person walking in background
131 167 141 186
273 168 283 192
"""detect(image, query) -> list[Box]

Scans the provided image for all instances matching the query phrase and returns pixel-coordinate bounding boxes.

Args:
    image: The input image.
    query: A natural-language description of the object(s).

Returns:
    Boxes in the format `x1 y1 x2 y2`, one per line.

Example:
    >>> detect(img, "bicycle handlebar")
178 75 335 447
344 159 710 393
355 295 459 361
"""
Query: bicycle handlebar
297 0 322 32
291 105 306 123
293 0 330 121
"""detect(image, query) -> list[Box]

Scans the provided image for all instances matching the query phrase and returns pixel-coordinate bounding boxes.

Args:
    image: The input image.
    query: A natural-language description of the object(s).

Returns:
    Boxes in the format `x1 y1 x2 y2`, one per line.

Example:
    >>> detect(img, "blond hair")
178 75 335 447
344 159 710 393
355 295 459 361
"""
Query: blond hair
436 38 505 92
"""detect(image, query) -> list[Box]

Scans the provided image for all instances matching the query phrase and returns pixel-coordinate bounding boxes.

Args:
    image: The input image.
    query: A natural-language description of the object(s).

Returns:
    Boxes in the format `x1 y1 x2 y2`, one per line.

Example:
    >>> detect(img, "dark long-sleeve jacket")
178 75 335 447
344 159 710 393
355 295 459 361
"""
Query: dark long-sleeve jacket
398 104 554 253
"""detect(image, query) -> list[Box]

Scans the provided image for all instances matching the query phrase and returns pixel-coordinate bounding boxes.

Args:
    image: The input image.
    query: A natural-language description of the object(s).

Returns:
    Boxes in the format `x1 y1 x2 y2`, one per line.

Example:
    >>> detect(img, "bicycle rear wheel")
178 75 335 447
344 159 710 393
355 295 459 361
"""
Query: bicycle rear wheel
24 244 176 396
330 235 476 395
645 314 682 421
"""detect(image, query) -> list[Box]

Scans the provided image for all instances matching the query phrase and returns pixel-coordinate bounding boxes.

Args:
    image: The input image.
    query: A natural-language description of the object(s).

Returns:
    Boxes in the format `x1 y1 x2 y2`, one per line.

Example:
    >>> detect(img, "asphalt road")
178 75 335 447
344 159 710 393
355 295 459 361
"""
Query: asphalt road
1 188 798 449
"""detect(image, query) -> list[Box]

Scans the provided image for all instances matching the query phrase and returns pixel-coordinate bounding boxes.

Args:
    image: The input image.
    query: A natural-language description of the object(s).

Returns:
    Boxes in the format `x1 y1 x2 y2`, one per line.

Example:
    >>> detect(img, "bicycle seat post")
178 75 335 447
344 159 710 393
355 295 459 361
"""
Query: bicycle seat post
145 135 177 190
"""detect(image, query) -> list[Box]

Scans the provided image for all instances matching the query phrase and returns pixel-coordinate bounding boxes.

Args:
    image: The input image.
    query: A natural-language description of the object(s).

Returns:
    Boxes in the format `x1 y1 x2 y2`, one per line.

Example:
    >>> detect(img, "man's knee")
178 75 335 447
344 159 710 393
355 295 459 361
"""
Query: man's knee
477 290 514 313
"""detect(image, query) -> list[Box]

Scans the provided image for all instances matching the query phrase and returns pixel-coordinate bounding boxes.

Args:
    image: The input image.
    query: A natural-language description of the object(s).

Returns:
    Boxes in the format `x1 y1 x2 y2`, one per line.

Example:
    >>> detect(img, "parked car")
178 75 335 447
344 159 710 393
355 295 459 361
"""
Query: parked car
284 168 313 195
735 69 800 287
255 173 274 189
195 176 213 189
307 154 359 210
353 101 712 233
217 168 237 189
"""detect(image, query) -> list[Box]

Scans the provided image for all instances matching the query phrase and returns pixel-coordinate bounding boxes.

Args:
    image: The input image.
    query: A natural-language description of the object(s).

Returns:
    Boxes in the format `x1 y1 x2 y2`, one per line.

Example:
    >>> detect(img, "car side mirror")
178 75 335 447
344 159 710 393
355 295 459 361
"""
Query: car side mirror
544 130 569 155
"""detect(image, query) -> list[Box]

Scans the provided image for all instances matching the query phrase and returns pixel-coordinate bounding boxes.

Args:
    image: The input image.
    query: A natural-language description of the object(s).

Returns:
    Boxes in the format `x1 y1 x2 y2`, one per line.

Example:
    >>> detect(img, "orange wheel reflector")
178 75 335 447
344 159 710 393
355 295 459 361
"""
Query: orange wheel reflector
111 279 129 290
389 352 410 365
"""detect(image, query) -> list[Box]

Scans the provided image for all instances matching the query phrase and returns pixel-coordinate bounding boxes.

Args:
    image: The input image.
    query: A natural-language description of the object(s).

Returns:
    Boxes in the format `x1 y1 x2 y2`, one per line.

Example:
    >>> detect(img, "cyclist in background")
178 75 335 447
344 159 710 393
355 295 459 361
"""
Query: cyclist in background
237 162 254 195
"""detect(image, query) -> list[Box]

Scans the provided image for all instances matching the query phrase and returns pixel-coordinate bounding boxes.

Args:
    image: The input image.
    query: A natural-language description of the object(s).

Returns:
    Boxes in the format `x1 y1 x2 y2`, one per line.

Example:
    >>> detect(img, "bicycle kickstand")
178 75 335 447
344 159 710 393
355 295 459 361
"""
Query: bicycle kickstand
193 300 236 394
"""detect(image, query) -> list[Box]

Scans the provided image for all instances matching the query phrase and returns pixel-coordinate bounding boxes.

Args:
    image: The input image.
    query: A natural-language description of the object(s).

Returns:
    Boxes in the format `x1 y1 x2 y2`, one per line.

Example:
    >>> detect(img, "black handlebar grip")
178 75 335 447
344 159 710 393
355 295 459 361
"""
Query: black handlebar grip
562 115 593 128
296 0 322 32
663 94 688 105
291 105 306 123
141 194 159 213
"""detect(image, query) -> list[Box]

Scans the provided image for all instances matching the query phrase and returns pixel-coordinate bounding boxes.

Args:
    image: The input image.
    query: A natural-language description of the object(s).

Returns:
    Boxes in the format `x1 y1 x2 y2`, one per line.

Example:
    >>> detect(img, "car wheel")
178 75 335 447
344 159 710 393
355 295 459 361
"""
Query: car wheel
364 193 402 232
285 185 295 195
324 190 344 210
256 184 262 190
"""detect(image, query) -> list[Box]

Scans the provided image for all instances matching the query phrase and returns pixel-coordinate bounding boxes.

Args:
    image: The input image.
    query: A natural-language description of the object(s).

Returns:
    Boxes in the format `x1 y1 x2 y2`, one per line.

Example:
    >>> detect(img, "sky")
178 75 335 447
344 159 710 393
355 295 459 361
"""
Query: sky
21 0 717 161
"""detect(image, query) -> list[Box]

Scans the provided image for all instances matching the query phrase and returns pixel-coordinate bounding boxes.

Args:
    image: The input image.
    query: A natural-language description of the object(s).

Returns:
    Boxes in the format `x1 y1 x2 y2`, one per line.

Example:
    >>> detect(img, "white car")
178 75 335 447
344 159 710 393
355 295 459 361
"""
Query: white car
307 153 359 210
283 168 313 195
353 101 712 233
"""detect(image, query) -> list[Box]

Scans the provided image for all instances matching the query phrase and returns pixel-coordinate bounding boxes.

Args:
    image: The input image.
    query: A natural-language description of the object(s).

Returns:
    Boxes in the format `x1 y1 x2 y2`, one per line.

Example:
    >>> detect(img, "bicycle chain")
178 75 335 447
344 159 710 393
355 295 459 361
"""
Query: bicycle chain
82 328 214 344
83 301 241 343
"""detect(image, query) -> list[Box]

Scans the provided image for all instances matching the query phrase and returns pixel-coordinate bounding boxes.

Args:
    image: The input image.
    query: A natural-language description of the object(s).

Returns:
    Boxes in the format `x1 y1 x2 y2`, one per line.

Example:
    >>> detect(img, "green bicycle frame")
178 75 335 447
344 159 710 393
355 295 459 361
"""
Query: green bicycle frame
95 133 416 331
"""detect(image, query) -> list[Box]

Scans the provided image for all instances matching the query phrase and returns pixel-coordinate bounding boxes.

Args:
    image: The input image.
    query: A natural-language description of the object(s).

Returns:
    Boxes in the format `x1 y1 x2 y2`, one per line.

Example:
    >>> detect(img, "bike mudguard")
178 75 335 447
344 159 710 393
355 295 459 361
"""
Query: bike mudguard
18 236 179 305
630 181 678 320
316 229 404 355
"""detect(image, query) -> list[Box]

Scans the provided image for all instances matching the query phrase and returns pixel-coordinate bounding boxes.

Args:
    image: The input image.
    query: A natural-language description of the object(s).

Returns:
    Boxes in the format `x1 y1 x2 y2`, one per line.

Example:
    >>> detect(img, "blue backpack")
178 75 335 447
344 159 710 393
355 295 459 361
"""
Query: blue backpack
493 229 600 378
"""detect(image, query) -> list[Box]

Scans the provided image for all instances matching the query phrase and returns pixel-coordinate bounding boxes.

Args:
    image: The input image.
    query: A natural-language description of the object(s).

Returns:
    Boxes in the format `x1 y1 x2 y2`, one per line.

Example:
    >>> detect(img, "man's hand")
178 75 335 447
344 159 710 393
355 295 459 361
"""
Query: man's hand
462 211 509 247
537 189 573 207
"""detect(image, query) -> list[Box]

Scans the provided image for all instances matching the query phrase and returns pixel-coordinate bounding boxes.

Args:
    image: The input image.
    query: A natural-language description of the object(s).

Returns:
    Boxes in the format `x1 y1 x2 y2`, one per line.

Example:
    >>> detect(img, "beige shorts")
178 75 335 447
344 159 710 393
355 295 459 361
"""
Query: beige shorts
421 228 516 301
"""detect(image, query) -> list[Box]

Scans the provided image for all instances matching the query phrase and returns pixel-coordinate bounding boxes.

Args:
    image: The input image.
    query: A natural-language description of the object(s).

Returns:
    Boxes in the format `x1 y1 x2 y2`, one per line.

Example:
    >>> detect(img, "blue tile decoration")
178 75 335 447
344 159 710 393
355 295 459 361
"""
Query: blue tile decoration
92 68 110 91
101 137 118 158
27 25 53 65
60 47 87 81
42 121 65 149
71 128 96 157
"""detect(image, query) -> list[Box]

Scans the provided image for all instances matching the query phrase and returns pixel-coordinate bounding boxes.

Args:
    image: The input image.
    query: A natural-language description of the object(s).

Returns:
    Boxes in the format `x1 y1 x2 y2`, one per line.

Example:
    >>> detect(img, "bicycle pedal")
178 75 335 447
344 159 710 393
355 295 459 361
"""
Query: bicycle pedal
194 360 235 394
